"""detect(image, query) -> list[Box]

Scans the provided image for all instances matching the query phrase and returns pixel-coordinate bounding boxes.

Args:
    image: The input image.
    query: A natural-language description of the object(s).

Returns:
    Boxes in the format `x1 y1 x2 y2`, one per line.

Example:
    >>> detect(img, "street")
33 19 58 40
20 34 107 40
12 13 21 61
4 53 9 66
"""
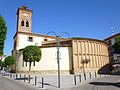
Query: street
0 74 120 90
0 76 39 90
70 75 120 90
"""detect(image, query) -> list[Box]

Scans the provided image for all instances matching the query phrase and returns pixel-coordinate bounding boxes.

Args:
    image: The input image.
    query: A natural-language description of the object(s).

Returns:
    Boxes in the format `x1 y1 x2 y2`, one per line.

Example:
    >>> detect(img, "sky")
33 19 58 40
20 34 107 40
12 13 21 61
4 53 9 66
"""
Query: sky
0 0 120 56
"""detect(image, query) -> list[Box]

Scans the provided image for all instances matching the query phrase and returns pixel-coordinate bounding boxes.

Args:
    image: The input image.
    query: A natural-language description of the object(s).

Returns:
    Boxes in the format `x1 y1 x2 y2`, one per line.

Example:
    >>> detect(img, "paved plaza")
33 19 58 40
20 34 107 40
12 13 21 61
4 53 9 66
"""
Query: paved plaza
0 70 112 90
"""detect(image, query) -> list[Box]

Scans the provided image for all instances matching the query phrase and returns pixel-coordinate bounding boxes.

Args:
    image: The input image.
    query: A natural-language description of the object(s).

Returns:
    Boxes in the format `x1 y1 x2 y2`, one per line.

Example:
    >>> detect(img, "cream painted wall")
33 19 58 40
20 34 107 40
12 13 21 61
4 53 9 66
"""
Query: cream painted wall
15 47 72 72
72 39 109 73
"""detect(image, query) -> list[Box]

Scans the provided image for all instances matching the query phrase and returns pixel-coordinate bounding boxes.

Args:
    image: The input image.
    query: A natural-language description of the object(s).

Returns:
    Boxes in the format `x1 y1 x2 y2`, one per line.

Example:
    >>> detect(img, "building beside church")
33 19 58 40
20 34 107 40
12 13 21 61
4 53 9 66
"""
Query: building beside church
104 33 120 73
12 6 110 74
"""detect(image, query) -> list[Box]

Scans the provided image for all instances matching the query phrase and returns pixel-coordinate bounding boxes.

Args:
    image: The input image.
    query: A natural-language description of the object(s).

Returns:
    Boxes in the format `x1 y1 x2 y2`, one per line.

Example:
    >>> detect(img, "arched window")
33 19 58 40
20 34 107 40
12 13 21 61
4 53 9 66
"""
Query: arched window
21 21 24 26
26 21 29 27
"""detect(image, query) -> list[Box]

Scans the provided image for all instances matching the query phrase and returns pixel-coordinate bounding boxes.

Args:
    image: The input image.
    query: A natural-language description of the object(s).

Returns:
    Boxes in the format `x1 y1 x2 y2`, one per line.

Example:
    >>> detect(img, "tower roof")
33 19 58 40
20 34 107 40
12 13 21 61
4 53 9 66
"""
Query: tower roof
17 6 32 15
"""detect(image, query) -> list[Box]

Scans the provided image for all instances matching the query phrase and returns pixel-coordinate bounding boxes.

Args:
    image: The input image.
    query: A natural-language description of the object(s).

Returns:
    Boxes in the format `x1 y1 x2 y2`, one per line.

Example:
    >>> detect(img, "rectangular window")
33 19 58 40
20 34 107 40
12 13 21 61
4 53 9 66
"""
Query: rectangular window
108 40 111 45
28 37 33 42
44 39 48 41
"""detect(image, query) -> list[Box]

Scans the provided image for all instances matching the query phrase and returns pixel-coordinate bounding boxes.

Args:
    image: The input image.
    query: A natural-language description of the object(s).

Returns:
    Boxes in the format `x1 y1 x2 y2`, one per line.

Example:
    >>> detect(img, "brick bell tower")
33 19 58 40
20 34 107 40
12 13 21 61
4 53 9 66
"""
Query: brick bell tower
16 6 32 33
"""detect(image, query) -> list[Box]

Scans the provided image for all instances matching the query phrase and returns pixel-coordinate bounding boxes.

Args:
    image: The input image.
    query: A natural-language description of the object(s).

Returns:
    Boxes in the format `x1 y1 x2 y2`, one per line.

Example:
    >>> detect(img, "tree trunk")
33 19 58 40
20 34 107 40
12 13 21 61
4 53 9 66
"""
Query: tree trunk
83 64 85 73
29 62 31 72
83 64 86 80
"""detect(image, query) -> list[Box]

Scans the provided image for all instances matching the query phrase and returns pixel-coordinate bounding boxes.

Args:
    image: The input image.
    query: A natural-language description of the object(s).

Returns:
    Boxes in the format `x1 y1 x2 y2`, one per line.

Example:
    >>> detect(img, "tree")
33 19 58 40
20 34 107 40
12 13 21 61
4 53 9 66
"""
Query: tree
0 60 6 70
0 60 2 66
23 45 42 72
0 15 7 56
112 37 120 54
81 59 90 80
81 59 90 73
0 60 2 70
5 56 15 68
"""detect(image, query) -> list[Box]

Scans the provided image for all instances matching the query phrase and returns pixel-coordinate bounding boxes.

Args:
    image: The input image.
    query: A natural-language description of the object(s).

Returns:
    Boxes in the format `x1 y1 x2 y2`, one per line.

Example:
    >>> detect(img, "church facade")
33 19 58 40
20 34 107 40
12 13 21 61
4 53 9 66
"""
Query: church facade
12 6 110 74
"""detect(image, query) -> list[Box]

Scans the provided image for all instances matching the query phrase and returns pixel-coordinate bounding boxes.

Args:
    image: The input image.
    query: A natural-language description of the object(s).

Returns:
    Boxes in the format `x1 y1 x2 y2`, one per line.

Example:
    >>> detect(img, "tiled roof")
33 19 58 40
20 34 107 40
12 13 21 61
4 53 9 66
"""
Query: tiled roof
104 33 120 41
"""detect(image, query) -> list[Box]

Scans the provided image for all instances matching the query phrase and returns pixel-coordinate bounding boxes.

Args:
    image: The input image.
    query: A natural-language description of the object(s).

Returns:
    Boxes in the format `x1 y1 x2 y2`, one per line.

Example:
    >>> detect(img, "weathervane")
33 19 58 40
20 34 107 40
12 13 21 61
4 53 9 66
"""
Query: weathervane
23 0 27 6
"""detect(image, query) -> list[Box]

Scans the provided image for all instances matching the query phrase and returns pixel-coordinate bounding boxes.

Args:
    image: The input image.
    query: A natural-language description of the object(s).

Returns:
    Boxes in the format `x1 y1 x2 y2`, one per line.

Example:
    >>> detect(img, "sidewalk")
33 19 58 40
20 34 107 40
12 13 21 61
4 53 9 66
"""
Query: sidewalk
0 70 105 90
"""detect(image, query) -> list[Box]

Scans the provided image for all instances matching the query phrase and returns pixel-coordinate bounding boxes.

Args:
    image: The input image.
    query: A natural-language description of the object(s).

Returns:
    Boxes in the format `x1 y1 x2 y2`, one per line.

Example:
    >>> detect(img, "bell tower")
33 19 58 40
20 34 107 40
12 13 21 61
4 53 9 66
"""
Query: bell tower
16 6 32 33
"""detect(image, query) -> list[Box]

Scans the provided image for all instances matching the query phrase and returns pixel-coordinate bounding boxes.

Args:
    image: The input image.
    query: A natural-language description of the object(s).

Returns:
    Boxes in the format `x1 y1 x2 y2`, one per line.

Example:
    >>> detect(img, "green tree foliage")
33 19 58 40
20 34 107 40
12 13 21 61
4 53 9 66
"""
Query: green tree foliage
0 60 1 65
5 56 15 68
112 37 120 54
0 15 7 56
0 60 6 70
23 45 42 71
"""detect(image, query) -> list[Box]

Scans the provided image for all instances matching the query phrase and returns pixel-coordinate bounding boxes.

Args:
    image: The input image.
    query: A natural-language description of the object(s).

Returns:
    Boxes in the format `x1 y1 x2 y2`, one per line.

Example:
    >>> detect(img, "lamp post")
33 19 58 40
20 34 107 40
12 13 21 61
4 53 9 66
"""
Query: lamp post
47 31 70 88
56 35 60 88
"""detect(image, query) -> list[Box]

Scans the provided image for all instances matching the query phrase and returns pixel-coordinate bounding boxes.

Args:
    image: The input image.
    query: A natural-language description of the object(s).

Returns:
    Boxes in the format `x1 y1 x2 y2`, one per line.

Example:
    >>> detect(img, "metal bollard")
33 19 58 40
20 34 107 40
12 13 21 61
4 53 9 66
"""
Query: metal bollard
28 75 30 83
19 74 21 81
79 75 81 82
35 76 37 86
13 74 15 79
24 74 26 82
10 73 12 78
16 74 18 79
42 77 44 88
74 75 76 85
9 73 10 77
95 71 96 78
84 73 86 80
89 72 91 79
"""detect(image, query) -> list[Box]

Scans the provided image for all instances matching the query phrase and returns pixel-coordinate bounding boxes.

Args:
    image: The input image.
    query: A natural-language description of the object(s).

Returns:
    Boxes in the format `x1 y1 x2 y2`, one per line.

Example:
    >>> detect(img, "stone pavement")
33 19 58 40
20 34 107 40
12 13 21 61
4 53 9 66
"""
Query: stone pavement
0 70 105 90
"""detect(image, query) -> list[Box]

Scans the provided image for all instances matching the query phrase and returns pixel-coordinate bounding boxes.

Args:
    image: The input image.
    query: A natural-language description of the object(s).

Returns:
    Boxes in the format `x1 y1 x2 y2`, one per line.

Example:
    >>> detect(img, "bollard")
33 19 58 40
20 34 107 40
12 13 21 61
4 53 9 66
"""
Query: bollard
95 71 96 78
9 73 10 77
28 75 30 83
16 74 18 79
10 73 12 78
24 74 26 82
84 73 86 81
89 72 91 79
100 74 101 77
13 74 15 79
74 75 76 85
42 77 44 88
19 74 21 81
35 76 37 86
79 75 81 82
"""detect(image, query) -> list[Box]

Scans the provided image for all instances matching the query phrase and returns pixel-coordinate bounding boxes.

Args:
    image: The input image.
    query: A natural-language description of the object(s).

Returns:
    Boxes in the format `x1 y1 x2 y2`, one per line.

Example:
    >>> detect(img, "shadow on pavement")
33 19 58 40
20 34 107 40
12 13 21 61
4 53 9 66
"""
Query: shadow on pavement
38 82 58 88
89 82 120 88
15 77 33 80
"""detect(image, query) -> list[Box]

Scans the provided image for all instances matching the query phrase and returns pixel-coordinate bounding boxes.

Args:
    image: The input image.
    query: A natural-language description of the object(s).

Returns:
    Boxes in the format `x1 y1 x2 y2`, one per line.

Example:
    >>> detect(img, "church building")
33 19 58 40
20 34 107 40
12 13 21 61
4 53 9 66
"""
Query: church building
12 6 110 74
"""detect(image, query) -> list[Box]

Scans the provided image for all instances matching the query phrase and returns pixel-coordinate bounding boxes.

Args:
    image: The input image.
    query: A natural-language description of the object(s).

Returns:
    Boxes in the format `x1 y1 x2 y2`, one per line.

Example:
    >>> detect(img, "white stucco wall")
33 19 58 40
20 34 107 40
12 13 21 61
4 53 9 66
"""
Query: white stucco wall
111 38 116 45
16 34 55 50
15 47 72 73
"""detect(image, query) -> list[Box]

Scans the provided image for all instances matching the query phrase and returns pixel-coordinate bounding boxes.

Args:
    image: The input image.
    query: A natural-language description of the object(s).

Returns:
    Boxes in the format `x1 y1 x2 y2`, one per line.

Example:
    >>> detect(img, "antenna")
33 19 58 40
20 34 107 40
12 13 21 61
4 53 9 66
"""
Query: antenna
109 16 114 35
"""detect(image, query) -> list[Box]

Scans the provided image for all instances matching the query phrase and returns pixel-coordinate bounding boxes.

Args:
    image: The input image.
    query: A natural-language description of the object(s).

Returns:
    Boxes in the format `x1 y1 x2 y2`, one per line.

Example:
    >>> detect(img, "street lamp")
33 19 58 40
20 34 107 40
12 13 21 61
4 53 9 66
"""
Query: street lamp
47 31 70 88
